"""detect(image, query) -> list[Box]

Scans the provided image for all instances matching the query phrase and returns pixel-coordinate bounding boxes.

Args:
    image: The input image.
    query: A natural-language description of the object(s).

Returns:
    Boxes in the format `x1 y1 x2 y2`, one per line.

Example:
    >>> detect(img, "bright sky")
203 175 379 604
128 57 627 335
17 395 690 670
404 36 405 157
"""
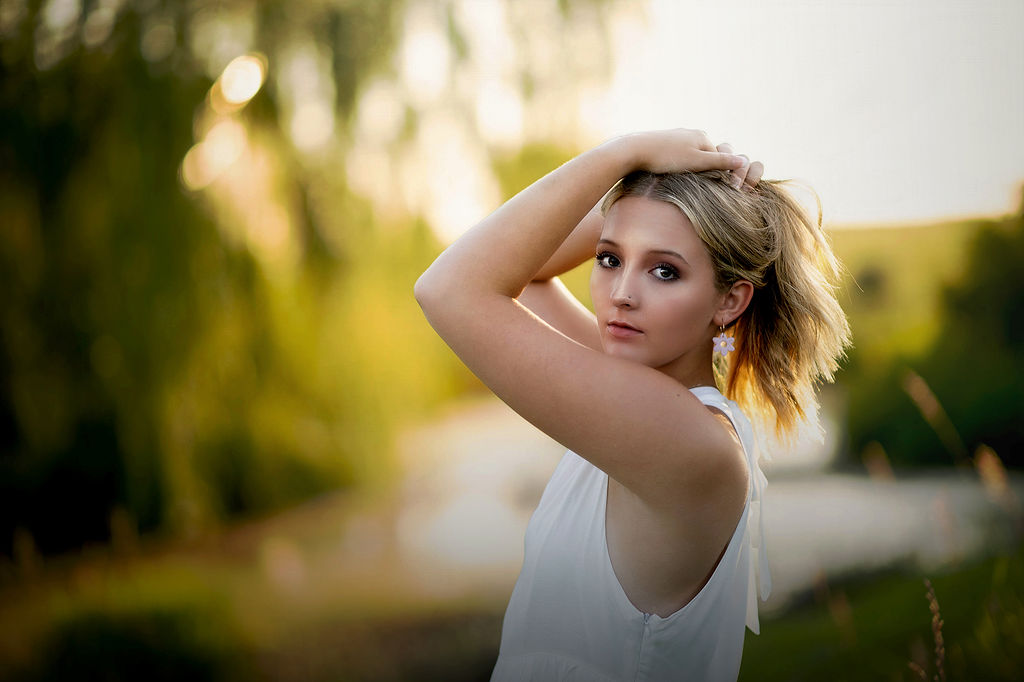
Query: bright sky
583 0 1024 226
353 0 1024 240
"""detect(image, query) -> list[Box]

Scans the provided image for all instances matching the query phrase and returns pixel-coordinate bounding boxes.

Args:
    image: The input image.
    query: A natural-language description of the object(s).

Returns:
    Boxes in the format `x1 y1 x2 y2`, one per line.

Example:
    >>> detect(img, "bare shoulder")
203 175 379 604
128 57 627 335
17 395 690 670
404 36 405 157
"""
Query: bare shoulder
658 404 749 557
694 405 750 510
609 400 749 515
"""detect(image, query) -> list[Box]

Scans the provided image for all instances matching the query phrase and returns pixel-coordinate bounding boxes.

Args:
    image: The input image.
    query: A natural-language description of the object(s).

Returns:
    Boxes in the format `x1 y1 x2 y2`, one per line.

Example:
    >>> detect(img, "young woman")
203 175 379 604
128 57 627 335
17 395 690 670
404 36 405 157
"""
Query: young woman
415 129 850 681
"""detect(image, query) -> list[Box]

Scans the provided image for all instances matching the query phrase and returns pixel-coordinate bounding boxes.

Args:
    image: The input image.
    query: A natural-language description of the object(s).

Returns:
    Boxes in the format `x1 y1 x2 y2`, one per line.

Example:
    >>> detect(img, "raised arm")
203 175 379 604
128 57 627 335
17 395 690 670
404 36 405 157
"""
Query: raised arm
516 139 761 349
531 205 605 282
415 130 748 507
515 206 605 349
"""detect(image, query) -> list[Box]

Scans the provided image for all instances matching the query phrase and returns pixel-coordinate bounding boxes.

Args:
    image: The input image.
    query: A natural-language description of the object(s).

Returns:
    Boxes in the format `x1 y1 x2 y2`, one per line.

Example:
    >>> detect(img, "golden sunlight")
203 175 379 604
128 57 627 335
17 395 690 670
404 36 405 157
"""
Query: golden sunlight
399 4 450 107
211 53 267 113
180 118 247 190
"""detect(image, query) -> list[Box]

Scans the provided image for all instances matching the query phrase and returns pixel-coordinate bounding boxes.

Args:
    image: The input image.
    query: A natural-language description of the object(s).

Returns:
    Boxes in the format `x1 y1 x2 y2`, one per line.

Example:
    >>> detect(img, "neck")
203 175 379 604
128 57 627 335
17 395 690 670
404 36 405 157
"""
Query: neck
657 350 717 391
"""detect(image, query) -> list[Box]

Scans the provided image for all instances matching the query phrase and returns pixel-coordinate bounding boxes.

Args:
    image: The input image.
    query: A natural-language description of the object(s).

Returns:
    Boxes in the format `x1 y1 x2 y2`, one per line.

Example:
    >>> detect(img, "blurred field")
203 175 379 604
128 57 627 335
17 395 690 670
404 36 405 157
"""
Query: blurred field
1 495 1020 681
739 544 1024 682
0 485 506 681
830 218 981 361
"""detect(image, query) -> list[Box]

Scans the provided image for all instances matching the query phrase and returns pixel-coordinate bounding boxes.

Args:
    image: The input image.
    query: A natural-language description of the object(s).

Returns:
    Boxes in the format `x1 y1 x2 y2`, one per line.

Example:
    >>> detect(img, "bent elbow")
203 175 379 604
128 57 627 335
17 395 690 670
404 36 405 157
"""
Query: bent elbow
414 267 447 314
413 272 433 310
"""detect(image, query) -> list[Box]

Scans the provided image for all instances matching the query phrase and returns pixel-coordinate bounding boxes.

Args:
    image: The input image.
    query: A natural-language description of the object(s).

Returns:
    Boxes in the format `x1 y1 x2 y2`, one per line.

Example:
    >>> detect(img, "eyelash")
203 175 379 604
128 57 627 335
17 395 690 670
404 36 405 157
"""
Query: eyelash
594 252 680 281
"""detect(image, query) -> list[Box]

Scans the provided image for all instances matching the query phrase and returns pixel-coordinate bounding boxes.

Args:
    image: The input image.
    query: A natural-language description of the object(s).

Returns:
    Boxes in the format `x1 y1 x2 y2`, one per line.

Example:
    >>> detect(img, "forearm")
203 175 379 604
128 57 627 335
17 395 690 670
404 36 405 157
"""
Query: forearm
416 137 636 302
531 207 604 282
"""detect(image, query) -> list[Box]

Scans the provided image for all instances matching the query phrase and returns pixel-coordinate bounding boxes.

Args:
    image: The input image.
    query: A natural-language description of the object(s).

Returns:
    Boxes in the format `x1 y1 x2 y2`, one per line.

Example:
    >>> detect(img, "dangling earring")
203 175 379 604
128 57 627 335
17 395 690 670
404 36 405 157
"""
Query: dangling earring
713 324 735 357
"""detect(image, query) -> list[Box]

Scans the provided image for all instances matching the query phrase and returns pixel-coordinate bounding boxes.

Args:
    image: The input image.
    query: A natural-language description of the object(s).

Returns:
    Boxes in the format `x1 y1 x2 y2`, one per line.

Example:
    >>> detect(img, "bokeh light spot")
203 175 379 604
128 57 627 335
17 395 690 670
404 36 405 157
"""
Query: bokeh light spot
180 118 247 190
289 101 334 152
220 54 266 105
140 21 176 63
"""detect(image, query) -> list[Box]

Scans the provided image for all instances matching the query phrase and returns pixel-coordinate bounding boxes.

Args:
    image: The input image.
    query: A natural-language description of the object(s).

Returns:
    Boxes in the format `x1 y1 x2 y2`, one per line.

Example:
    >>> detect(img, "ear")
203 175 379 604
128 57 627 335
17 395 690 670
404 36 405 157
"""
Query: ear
715 280 753 327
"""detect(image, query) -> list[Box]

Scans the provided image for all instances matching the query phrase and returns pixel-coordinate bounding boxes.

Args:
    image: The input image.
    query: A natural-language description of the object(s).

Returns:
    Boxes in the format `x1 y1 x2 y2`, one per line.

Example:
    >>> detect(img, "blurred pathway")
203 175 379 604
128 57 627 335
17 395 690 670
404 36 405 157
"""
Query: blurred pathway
394 396 1024 614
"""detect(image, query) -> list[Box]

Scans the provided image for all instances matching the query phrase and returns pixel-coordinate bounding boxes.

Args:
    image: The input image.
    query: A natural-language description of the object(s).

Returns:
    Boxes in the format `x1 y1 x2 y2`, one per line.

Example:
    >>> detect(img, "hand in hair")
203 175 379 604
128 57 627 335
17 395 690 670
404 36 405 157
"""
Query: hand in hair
623 128 749 176
716 142 764 190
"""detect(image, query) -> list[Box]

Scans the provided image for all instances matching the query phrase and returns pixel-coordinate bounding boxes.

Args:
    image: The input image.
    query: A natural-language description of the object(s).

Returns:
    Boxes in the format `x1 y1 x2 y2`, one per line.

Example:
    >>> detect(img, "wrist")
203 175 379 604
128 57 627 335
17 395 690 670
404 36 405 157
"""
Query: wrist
597 133 645 178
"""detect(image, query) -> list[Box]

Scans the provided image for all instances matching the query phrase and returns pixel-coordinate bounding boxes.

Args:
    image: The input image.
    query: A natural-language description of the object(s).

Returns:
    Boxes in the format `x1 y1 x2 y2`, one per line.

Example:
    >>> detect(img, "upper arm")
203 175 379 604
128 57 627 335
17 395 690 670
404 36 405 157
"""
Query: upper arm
517 278 601 351
415 287 741 508
705 410 751 512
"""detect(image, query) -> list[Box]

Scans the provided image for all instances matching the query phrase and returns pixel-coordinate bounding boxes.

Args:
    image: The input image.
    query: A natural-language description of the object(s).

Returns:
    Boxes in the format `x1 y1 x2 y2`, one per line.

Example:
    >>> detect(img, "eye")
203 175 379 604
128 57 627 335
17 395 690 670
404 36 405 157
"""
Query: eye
651 264 679 281
595 252 620 268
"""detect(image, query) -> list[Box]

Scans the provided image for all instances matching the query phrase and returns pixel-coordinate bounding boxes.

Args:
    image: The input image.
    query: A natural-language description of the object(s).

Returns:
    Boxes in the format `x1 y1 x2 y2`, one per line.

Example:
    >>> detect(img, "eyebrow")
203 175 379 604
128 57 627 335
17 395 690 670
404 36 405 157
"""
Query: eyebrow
597 239 689 266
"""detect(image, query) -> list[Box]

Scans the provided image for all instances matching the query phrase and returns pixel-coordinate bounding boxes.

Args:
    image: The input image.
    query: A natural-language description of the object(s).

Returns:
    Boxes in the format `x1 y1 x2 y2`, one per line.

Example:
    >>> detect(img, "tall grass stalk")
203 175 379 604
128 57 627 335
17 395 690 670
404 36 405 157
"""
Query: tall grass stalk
924 578 946 682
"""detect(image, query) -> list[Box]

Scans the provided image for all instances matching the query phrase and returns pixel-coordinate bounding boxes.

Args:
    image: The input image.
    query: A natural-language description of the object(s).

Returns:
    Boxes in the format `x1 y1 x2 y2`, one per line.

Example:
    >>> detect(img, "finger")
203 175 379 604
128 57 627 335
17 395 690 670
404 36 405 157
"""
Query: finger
744 160 764 188
717 143 747 186
700 151 747 172
729 153 750 189
672 130 742 169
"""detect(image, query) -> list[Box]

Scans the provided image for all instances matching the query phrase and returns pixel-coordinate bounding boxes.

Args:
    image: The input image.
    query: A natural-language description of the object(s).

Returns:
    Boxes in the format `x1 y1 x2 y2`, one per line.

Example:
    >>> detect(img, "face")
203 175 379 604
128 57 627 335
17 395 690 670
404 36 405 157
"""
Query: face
590 196 723 383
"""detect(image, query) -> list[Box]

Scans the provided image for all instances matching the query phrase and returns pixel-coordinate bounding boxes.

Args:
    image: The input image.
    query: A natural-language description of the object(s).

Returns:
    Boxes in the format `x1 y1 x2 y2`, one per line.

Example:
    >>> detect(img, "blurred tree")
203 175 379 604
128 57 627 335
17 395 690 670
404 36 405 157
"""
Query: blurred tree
917 206 1024 465
0 0 406 554
843 202 1024 469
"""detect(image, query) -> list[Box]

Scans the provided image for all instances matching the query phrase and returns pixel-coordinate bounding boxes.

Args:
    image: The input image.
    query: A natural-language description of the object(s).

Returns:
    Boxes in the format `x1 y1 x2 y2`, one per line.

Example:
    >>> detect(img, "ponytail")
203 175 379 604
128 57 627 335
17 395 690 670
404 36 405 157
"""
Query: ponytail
724 179 850 439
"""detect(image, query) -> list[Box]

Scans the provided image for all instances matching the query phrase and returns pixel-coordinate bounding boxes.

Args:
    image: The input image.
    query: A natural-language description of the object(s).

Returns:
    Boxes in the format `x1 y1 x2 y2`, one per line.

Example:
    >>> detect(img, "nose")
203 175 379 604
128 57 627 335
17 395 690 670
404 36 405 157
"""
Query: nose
610 275 636 308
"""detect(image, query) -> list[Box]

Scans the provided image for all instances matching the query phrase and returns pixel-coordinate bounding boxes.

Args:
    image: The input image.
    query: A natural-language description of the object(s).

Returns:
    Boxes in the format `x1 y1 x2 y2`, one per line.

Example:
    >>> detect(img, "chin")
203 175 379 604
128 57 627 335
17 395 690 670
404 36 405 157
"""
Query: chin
602 345 652 366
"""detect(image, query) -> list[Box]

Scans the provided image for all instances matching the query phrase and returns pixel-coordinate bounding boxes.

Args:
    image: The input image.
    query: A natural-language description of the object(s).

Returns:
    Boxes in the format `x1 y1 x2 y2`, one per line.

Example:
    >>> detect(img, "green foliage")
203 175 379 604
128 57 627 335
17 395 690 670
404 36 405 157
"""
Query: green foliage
837 210 1024 468
1 1 226 552
492 143 578 201
738 547 1024 682
843 360 946 467
830 219 980 364
0 0 456 555
918 216 1024 463
16 604 250 682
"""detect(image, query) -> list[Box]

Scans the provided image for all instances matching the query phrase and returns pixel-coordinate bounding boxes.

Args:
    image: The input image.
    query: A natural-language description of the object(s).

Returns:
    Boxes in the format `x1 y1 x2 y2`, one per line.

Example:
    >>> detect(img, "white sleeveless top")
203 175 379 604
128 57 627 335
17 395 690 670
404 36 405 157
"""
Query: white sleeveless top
490 386 771 682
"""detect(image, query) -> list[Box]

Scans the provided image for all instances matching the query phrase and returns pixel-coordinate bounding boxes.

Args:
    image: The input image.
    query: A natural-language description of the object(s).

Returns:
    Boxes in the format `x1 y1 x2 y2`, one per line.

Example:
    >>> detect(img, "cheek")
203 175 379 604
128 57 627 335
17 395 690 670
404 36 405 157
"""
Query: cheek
589 267 607 301
652 290 711 335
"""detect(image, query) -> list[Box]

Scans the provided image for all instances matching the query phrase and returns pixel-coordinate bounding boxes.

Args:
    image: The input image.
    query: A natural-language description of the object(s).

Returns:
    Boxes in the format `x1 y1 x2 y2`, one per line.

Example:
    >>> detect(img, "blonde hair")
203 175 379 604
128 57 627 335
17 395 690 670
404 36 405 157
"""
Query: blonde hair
602 170 851 440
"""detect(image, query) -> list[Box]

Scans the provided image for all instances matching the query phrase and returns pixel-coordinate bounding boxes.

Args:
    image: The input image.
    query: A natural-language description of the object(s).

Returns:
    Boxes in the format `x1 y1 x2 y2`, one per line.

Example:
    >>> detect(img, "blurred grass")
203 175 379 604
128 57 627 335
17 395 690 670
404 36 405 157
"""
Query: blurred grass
2 522 1021 680
830 211 1024 468
739 543 1024 682
17 604 249 682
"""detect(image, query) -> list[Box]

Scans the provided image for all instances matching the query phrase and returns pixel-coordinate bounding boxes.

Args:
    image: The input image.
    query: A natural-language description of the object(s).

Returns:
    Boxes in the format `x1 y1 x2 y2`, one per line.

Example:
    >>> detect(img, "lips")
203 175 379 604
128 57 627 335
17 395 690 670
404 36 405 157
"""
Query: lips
607 320 643 338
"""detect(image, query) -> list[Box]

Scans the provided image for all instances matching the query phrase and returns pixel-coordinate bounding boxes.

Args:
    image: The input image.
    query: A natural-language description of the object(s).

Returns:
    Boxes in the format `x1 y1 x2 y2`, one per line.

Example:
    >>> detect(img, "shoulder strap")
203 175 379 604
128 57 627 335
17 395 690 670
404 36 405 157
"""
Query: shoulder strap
689 386 772 633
